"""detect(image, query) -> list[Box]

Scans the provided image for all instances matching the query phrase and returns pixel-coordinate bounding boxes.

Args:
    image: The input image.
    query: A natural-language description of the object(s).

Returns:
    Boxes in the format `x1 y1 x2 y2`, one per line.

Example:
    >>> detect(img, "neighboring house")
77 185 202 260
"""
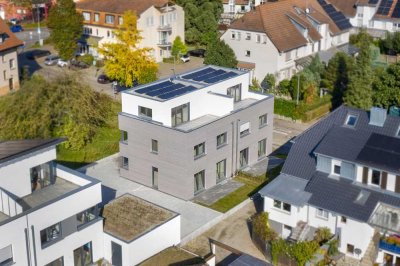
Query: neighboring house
0 18 22 96
0 139 104 265
75 0 185 62
118 65 274 200
221 0 352 82
259 106 400 264
0 0 30 21
222 0 267 14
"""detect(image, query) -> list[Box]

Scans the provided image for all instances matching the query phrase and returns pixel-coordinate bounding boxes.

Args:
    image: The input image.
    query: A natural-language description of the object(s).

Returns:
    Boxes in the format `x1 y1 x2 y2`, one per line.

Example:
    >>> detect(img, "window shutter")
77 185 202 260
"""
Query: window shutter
396 175 400 193
362 167 368 184
381 171 387 190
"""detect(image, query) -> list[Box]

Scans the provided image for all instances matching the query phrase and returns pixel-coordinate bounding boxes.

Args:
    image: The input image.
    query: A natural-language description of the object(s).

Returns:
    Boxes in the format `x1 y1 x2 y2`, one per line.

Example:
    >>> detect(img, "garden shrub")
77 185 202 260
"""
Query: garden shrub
79 54 94 65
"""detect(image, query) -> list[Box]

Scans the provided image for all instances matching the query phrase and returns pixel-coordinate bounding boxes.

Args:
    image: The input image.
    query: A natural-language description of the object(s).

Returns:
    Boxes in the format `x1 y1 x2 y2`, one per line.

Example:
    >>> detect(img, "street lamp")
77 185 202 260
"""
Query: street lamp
36 4 42 46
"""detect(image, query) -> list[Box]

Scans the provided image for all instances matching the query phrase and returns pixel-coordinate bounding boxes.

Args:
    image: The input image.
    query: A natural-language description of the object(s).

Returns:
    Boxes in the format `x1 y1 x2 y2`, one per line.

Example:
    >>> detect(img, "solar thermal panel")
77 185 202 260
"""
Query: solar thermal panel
181 67 214 80
158 85 198 99
146 83 185 97
135 81 172 94
203 72 238 84
193 69 226 82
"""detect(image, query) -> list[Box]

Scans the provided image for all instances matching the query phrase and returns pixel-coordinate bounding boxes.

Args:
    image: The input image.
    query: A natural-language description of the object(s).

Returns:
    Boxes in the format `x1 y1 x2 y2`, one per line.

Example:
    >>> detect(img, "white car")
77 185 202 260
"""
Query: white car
57 59 69 68
180 54 190 63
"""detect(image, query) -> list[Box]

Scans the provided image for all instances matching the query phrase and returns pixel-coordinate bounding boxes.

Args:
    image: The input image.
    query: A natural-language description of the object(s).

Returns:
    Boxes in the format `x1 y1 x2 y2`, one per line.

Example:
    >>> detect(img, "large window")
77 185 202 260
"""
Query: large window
76 207 97 228
0 245 13 266
239 148 249 168
74 242 92 266
227 84 241 102
9 59 14 69
371 169 381 185
118 16 123 25
217 132 227 148
194 170 205 193
105 14 115 24
258 139 266 158
82 12 90 21
316 208 329 219
259 114 268 127
171 103 190 127
40 223 61 246
152 167 158 189
216 159 226 182
138 106 152 119
94 13 99 22
30 162 55 192
151 139 158 153
45 257 63 266
194 142 206 158
273 200 291 212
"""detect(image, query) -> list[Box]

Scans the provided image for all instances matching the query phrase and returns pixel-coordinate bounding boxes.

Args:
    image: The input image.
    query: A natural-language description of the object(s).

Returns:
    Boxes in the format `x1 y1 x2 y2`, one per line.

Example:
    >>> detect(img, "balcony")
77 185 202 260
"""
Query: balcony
157 40 172 47
157 24 172 31
379 238 400 254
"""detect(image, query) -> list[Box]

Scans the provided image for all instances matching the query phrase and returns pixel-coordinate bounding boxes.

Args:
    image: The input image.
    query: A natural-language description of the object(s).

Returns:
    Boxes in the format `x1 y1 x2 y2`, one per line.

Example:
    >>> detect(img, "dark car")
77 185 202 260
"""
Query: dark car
97 74 113 84
10 25 23 33
71 59 89 69
26 50 51 60
188 49 206 58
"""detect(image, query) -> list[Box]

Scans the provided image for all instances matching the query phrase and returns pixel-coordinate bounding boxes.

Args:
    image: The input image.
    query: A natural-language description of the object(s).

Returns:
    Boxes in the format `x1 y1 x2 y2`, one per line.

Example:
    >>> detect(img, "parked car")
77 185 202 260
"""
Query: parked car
188 49 206 58
57 59 69 68
10 25 23 33
44 55 60 66
97 74 113 84
26 50 51 60
180 54 190 63
9 18 19 25
71 59 89 69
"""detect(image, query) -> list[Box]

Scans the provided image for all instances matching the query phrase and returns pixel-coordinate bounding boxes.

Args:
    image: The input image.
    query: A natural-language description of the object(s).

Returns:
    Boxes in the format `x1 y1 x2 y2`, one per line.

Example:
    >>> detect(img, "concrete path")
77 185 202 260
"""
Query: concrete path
242 156 285 177
193 180 243 206
79 154 222 239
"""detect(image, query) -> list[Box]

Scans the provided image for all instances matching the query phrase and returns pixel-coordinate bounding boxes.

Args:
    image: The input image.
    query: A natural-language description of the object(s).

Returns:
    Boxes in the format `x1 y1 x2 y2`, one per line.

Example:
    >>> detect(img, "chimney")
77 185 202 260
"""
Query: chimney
369 107 387 127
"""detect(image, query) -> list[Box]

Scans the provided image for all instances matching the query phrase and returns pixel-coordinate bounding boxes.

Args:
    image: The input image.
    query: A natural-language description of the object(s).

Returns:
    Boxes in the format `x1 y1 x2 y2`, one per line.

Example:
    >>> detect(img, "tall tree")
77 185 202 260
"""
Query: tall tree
47 0 83 60
373 64 400 108
204 38 237 68
99 11 158 86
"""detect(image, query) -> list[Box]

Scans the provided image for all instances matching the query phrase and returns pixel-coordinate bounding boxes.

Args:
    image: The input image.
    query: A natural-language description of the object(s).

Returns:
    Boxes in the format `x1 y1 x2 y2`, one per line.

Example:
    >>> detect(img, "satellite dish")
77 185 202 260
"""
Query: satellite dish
305 8 310 13
355 248 362 257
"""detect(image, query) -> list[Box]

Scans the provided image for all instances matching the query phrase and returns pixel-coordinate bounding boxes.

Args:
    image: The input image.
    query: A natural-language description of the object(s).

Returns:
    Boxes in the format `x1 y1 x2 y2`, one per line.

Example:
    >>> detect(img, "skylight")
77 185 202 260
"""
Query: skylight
354 190 370 205
345 114 358 127
396 126 400 137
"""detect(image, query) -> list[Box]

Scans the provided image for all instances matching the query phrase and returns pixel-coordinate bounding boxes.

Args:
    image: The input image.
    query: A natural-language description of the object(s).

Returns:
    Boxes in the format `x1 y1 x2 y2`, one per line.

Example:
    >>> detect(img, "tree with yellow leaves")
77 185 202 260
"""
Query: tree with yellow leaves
99 11 158 87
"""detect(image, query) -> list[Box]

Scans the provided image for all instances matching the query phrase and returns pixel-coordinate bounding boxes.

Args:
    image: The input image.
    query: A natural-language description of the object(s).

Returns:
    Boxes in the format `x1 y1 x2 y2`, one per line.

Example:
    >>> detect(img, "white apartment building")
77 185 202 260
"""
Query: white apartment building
260 106 400 265
222 0 267 14
76 0 185 62
221 0 352 82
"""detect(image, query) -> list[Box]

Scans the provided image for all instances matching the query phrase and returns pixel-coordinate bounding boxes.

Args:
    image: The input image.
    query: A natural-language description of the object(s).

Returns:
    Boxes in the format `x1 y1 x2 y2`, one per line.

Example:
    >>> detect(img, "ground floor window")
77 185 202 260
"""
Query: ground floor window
216 159 226 183
152 167 158 189
45 257 64 266
239 148 249 168
74 242 92 266
0 245 13 265
194 170 205 193
258 138 266 158
346 244 354 254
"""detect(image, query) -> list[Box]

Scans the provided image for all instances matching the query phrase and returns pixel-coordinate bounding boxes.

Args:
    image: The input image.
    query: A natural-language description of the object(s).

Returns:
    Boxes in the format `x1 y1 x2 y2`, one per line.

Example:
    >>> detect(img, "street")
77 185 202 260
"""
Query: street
15 27 50 48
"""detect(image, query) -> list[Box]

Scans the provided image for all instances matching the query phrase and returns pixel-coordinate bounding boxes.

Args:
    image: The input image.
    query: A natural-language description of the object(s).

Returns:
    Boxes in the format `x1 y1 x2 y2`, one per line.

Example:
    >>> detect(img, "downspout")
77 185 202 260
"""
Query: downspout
24 216 32 266
235 119 240 175
231 121 235 177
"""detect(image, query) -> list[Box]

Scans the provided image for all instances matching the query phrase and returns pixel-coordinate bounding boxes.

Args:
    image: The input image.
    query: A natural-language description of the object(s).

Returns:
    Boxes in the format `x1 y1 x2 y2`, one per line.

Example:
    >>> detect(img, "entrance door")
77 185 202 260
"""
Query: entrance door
8 78 13 91
239 148 249 168
111 241 122 266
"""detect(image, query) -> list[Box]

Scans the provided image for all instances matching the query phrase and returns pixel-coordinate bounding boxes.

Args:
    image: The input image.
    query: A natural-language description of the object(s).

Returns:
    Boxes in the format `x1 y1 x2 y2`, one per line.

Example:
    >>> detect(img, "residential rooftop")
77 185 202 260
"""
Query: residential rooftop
102 194 177 242
76 0 169 15
0 18 23 52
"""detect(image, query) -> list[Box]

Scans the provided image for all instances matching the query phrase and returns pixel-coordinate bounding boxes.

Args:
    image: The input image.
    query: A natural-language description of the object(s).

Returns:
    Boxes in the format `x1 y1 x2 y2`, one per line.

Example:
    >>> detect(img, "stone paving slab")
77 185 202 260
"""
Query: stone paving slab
192 180 244 206
243 156 285 177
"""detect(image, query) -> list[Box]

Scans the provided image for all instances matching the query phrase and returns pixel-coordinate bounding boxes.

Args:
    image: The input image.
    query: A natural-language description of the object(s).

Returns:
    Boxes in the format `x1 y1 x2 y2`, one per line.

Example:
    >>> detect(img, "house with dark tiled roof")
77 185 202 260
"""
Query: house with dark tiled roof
75 0 184 62
220 0 352 82
260 105 400 264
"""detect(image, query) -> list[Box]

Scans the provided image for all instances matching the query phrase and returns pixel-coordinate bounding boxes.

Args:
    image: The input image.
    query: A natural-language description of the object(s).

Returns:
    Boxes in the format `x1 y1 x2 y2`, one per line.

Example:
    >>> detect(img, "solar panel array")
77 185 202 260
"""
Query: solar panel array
181 67 238 84
318 0 352 30
368 0 379 4
392 0 400 17
376 0 394 15
134 80 197 100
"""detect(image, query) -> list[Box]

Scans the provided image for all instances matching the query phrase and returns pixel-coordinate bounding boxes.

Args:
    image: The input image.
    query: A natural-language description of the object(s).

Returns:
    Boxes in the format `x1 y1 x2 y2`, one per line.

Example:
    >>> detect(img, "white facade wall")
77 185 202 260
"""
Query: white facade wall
121 72 253 127
264 197 307 228
0 216 29 265
355 164 398 192
0 147 55 198
103 215 180 265
307 206 337 233
350 6 377 28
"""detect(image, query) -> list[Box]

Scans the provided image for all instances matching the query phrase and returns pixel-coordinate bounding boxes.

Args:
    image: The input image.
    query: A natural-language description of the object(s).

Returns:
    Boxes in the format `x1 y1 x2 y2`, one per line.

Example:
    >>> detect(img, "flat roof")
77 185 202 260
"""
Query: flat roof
103 194 178 242
139 246 206 266
125 65 245 101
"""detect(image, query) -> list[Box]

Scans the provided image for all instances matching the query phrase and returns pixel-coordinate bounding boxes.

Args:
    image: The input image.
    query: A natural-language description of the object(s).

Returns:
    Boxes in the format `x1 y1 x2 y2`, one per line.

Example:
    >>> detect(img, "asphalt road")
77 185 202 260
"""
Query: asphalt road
15 27 50 48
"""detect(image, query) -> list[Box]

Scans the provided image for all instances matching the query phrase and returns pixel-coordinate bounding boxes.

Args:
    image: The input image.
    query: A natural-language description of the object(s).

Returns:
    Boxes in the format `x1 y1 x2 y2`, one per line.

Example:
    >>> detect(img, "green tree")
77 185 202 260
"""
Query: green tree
99 11 158 86
350 28 373 49
47 0 83 60
171 36 187 59
373 63 400 108
261 73 276 91
204 38 237 68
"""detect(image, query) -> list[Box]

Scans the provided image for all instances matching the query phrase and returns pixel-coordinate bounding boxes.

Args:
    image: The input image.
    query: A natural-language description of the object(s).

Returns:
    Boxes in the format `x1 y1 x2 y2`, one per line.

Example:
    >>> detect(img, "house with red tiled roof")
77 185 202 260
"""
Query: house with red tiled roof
221 0 352 82
75 0 184 62
222 0 267 14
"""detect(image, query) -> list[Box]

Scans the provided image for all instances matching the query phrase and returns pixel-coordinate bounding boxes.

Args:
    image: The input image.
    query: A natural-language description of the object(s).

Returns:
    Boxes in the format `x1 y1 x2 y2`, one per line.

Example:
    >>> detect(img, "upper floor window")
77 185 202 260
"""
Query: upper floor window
118 16 123 25
76 207 97 228
259 114 268 127
40 223 61 246
357 13 363 18
245 50 251 57
227 84 241 102
138 106 152 119
105 14 115 24
273 199 291 212
231 31 236 39
345 114 358 127
151 139 158 153
285 50 292 61
256 34 261 43
333 164 341 175
171 103 190 127
246 33 251 40
121 130 128 143
240 122 250 137
82 12 90 21
121 156 129 170
194 142 206 158
217 132 227 148
316 208 329 219
0 245 13 265
371 169 381 186
146 16 154 27
94 13 99 22
9 59 14 69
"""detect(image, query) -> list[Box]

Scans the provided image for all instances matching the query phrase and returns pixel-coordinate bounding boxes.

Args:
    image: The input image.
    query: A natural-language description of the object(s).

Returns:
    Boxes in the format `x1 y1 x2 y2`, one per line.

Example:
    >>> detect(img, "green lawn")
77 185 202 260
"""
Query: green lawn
206 165 283 213
21 20 47 29
56 101 121 169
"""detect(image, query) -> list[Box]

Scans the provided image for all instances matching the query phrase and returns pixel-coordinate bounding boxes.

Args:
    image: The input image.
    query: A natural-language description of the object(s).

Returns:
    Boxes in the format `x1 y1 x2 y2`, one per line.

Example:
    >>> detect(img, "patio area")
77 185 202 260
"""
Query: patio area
193 179 244 206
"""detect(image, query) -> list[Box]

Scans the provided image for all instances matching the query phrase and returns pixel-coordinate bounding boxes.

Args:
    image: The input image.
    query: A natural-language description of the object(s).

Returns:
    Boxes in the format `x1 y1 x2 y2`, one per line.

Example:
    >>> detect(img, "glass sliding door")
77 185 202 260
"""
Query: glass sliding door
216 159 226 183
30 161 55 192
74 242 92 266
194 170 205 193
239 148 249 168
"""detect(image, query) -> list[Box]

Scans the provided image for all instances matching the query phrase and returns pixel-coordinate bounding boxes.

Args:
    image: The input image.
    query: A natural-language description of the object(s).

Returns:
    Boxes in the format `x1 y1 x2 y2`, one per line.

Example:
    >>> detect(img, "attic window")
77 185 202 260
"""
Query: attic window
396 126 400 137
345 114 358 127
294 6 303 15
354 190 370 205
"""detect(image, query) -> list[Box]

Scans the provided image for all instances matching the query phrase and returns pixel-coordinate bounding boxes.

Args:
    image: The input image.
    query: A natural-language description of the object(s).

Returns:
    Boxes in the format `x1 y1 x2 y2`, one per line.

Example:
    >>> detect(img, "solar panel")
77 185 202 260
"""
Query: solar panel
368 0 379 4
135 81 172 94
392 1 400 17
181 67 214 80
203 72 238 84
146 83 185 97
376 0 394 15
158 85 198 99
193 69 227 82
318 0 352 31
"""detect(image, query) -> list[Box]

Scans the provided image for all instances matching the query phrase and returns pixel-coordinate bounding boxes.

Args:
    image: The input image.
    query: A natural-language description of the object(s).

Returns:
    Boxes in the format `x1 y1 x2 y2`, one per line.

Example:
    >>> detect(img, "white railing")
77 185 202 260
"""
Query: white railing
0 187 23 217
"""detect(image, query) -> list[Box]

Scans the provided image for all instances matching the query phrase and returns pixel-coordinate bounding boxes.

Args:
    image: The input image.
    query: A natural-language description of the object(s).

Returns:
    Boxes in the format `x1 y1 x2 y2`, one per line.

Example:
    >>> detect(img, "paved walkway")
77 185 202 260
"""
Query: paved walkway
79 154 222 239
242 156 285 177
193 179 244 206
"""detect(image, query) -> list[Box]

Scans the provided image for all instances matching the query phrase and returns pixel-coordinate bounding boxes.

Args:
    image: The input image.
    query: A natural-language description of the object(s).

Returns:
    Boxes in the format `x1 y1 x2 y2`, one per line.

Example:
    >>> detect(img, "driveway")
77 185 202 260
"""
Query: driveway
79 154 222 239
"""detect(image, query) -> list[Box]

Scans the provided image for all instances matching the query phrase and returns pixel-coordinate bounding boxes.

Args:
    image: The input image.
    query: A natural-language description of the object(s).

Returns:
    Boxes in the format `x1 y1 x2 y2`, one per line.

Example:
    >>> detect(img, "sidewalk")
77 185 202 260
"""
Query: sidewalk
79 154 222 239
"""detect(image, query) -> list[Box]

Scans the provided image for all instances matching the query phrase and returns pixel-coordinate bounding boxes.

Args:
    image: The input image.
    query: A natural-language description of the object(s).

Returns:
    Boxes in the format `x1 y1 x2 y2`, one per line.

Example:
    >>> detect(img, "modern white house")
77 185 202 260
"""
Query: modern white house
118 65 274 200
259 106 400 265
221 0 352 82
0 139 183 266
75 0 185 62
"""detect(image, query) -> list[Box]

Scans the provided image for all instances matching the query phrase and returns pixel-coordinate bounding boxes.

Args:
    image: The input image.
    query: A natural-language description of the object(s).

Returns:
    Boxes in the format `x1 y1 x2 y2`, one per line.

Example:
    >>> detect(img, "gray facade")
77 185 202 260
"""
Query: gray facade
118 96 274 200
